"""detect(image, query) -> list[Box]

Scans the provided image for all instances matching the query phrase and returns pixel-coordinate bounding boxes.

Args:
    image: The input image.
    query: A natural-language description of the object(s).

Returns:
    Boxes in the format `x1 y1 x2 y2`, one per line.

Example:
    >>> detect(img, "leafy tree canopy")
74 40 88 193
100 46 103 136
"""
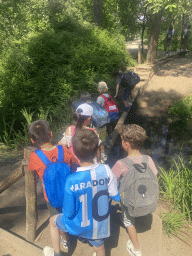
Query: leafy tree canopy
0 0 134 134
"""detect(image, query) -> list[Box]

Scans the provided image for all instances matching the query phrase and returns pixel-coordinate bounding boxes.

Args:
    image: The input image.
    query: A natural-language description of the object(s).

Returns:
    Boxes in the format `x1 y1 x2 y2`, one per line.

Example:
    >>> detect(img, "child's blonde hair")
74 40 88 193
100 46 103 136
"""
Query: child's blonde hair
98 81 108 94
120 124 147 149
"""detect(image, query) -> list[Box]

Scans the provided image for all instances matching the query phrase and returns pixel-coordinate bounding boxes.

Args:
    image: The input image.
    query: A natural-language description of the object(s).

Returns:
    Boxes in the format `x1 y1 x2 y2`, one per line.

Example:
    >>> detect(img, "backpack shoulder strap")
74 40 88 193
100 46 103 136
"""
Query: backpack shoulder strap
141 155 149 164
120 156 135 169
57 145 64 162
35 149 51 166
35 145 64 165
100 94 107 100
100 94 112 100
121 155 148 173
118 157 135 193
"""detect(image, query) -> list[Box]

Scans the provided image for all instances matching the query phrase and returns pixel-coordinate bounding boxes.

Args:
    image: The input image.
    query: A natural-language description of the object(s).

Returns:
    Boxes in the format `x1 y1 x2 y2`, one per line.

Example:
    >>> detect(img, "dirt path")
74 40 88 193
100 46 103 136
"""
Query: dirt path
137 55 192 119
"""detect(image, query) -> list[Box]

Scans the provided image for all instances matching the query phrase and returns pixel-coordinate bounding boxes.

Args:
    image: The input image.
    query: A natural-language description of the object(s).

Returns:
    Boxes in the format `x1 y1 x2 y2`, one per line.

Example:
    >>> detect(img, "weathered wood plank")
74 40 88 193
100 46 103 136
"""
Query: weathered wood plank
0 165 24 194
24 146 38 242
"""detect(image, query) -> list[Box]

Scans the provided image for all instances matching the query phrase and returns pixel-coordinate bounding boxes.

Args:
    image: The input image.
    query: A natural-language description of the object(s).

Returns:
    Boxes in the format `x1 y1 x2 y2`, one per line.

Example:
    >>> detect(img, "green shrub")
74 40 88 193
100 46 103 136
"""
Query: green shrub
0 0 135 146
0 19 133 138
159 157 192 223
169 96 192 125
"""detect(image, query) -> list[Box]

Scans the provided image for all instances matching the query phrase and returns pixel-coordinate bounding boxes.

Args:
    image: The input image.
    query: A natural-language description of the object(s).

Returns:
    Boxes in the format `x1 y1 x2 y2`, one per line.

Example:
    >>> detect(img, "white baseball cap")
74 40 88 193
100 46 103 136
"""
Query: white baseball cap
76 103 93 116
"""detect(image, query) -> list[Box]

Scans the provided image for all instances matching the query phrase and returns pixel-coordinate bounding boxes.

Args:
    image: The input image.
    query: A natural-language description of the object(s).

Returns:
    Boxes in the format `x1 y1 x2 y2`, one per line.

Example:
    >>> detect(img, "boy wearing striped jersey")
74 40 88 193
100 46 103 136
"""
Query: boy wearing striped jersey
44 129 120 256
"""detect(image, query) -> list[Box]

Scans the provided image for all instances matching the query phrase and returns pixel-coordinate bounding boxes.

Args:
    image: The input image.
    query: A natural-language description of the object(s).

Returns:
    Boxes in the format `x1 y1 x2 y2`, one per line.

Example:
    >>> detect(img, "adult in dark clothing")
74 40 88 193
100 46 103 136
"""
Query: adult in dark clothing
113 69 134 111
181 25 191 50
166 25 174 54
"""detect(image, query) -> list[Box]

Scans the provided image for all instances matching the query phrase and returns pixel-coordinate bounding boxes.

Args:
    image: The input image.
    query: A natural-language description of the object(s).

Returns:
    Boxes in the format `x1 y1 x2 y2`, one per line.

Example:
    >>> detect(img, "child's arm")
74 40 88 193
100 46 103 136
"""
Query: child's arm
106 165 121 202
114 83 119 98
58 126 71 147
93 129 101 163
114 76 121 98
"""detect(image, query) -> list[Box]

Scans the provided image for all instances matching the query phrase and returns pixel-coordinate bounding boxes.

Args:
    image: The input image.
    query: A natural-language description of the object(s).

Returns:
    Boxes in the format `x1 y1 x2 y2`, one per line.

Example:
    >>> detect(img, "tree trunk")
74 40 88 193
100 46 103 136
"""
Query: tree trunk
146 11 163 63
93 0 103 27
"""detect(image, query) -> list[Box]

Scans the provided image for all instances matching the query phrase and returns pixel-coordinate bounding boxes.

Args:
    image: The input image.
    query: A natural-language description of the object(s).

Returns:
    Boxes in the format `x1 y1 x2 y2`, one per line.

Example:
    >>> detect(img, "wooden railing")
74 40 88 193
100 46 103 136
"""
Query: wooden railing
0 146 38 242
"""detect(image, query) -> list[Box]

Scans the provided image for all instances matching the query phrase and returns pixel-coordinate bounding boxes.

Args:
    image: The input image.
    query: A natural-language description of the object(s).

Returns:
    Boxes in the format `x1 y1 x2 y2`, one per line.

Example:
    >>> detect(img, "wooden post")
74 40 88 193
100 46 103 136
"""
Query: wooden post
24 146 38 242
138 44 141 64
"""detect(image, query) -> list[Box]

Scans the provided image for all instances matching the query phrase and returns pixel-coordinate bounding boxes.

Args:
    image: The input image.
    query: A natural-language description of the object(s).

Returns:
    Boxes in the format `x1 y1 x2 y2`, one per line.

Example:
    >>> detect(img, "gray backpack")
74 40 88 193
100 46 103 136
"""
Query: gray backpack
118 155 159 217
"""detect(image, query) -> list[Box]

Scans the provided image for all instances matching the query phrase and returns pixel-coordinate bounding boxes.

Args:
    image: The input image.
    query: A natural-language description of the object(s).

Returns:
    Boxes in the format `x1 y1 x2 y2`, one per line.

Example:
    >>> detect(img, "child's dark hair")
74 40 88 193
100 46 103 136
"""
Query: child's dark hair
72 129 98 161
28 120 51 146
73 112 90 132
120 124 147 149
112 69 121 77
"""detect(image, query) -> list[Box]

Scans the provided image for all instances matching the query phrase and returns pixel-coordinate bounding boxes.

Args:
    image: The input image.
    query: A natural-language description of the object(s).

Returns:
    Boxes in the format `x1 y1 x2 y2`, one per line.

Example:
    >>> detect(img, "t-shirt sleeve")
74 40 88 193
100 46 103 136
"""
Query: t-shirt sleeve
112 160 128 180
148 156 158 176
105 165 120 201
28 152 41 171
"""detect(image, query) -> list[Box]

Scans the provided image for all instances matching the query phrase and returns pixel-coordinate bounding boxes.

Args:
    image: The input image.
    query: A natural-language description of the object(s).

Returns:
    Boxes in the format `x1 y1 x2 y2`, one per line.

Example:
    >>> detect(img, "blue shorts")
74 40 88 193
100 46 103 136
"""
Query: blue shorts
122 87 131 101
55 214 105 247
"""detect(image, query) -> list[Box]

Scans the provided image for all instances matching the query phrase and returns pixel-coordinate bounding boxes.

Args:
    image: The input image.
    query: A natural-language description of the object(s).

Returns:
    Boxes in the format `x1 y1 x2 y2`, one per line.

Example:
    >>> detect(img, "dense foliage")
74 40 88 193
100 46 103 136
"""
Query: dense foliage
0 0 134 145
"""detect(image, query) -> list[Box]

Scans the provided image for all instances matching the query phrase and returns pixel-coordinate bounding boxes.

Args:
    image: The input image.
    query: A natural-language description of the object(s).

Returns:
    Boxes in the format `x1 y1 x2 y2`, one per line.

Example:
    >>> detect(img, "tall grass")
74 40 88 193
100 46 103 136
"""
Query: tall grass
0 107 56 150
0 116 15 147
161 210 188 237
159 157 192 223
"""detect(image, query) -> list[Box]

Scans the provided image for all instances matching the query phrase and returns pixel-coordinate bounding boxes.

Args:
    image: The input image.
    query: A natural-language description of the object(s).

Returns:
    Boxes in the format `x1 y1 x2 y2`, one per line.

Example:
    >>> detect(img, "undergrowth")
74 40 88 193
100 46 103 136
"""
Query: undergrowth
159 157 192 236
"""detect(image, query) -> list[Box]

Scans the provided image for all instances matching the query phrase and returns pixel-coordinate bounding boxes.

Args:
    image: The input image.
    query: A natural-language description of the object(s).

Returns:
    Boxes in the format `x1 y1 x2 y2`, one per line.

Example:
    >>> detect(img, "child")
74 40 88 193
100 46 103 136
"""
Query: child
28 119 79 248
97 81 119 136
59 103 101 164
43 129 121 256
112 124 158 256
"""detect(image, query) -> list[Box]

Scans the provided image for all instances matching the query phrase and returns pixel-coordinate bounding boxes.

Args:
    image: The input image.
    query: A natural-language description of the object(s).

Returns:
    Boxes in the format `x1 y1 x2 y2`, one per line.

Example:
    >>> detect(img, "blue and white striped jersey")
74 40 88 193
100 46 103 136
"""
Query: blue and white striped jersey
60 163 120 240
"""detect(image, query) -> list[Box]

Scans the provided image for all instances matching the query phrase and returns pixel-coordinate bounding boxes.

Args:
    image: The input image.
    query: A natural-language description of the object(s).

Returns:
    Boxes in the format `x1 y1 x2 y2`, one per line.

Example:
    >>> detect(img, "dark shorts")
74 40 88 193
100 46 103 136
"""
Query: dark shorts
122 87 131 101
55 214 105 247
167 39 172 48
106 120 118 135
121 204 135 227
